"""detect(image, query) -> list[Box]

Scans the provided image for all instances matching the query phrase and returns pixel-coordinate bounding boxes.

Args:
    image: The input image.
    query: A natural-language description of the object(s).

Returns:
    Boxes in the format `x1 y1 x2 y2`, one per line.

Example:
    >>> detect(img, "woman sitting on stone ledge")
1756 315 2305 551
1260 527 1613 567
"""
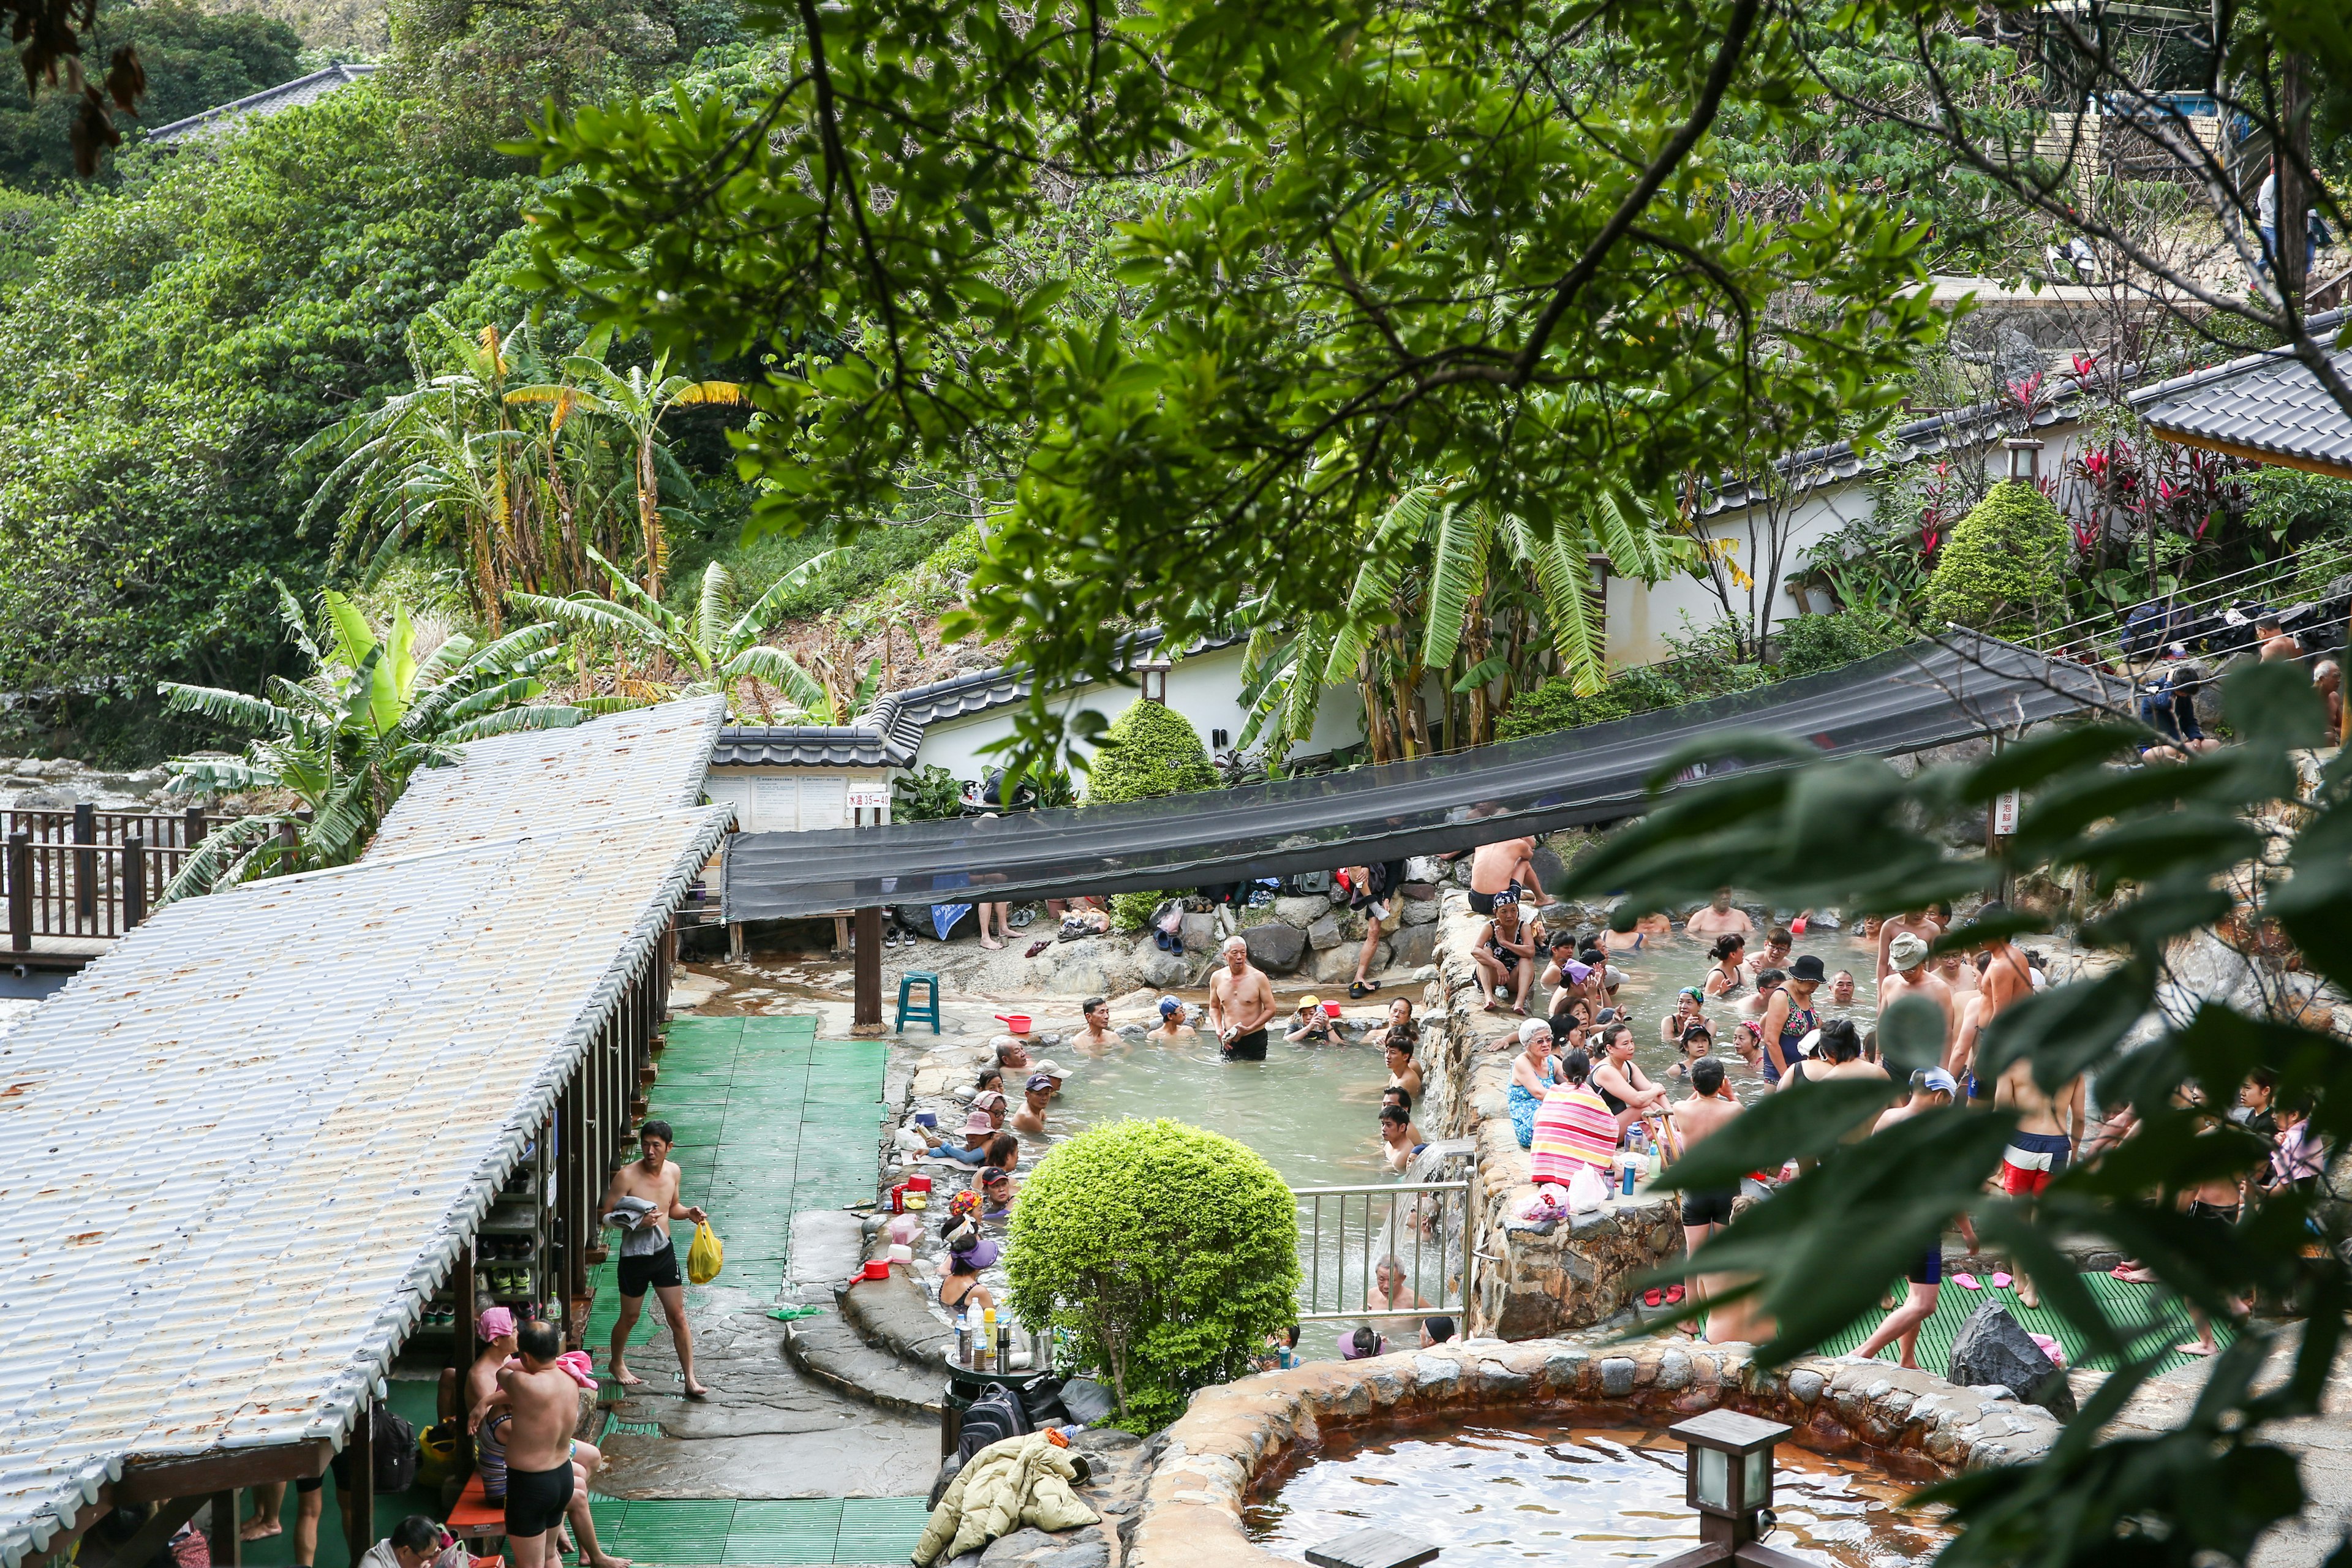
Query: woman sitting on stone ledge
1509 1017 1561 1147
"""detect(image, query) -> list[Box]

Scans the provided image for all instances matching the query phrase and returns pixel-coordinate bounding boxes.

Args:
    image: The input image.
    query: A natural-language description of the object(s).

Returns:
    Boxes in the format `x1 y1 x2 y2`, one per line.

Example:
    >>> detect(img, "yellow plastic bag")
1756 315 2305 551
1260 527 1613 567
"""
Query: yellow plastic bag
687 1219 723 1284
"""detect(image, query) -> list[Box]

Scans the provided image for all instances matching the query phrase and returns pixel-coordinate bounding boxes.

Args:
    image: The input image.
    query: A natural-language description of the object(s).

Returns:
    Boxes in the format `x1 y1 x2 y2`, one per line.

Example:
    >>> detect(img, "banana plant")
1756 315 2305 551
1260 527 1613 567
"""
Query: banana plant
155 586 600 899
505 351 746 600
1239 481 1695 762
510 545 839 721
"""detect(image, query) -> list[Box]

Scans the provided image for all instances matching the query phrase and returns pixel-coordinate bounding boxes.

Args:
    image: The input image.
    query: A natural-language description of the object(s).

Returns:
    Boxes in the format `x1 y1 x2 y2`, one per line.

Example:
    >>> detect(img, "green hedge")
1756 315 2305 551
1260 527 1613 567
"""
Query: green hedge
1006 1119 1298 1430
1495 657 1768 743
1771 613 1909 676
1088 699 1216 930
1924 481 2068 632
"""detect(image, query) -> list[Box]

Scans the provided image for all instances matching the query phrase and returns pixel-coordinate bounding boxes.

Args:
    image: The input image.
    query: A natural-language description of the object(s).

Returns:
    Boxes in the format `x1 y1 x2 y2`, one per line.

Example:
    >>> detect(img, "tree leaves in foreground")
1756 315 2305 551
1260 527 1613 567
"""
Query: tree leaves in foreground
1566 658 2352 1568
518 0 1948 771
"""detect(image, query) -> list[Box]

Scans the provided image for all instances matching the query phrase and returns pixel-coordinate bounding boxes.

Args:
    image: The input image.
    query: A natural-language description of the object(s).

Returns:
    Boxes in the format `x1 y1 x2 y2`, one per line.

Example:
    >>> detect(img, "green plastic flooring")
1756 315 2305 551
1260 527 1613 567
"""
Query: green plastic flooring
586 1498 933 1565
1816 1269 2231 1379
250 1015 924 1566
232 1375 449 1568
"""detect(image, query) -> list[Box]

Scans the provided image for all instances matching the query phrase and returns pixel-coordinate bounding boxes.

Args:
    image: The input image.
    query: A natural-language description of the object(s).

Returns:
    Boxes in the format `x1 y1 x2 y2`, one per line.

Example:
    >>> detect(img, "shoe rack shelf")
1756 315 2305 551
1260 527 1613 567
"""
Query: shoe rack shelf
417 1134 552 1335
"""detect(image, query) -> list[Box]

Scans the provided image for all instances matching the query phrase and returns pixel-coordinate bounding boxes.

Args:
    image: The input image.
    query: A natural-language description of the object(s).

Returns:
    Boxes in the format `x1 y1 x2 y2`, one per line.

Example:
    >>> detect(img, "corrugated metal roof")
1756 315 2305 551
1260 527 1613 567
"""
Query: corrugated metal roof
711 628 1244 768
2131 311 2352 478
0 704 731 1566
146 63 379 145
369 696 725 859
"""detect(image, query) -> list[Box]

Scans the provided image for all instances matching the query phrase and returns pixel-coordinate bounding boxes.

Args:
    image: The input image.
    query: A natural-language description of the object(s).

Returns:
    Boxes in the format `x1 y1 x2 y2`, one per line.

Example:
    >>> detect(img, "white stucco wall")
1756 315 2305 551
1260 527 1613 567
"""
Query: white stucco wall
1604 421 2094 667
911 643 1368 787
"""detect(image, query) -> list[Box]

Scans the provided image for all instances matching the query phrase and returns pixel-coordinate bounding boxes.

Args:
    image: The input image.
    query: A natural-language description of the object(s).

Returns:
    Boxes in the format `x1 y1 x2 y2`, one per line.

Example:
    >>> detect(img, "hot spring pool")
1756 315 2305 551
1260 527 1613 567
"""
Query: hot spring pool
1243 1420 1948 1567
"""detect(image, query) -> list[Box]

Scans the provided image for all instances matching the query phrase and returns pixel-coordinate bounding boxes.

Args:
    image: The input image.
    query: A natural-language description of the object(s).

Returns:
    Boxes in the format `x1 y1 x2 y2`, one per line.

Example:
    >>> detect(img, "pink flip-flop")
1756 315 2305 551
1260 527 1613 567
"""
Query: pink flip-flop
1953 1273 1983 1291
1990 1272 2015 1289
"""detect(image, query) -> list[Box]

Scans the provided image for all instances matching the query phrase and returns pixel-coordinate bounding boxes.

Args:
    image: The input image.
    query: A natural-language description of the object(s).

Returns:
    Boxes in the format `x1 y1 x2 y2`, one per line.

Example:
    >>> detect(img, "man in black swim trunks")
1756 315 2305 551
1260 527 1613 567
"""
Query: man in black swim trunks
472 1321 579 1568
601 1120 710 1395
1208 936 1276 1060
1671 1057 1743 1268
1466 835 1536 916
1852 1069 1955 1367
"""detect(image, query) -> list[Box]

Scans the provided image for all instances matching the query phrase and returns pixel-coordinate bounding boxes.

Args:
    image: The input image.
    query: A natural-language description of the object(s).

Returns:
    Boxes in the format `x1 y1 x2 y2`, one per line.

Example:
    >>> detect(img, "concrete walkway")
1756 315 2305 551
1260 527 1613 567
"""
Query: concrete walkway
587 1014 939 1561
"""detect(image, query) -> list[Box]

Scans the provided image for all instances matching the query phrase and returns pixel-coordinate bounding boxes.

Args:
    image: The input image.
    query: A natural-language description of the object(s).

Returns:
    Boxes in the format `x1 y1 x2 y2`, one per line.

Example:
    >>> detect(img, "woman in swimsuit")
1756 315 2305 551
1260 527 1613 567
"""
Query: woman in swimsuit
1592 1023 1669 1132
1758 954 1825 1083
1702 934 1748 1001
938 1243 995 1315
1472 901 1536 1013
1659 987 1706 1045
1509 1018 1561 1147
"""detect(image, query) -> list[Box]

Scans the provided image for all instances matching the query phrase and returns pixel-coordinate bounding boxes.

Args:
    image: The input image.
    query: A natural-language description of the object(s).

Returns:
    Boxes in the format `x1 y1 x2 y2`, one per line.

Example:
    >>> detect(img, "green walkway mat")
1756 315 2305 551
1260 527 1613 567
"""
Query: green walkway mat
1816 1270 2230 1379
589 1494 931 1564
235 1376 446 1568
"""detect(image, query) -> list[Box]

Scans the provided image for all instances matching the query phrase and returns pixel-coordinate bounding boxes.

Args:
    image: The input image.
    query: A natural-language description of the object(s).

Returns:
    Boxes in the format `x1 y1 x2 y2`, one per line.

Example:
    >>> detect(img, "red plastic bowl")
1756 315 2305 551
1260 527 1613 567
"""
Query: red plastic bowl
861 1260 891 1281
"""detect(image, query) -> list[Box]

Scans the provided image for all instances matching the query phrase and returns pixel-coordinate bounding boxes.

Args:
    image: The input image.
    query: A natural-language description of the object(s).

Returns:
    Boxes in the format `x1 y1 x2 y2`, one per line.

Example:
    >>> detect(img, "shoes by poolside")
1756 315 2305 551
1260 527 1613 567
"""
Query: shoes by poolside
1953 1273 1983 1291
1643 1288 1664 1308
1664 1285 1686 1306
1990 1272 2015 1289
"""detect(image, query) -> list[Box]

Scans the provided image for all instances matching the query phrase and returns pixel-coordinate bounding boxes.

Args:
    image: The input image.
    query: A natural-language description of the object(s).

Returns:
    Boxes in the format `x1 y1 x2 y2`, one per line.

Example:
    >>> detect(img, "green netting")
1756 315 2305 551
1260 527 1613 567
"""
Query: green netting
1814 1270 2230 1379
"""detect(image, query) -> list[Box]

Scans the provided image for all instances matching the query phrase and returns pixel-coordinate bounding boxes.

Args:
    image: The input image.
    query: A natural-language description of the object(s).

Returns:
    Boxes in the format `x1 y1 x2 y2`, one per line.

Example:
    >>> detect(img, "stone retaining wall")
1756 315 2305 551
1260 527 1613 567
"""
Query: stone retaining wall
1420 889 1681 1338
1123 1335 2060 1568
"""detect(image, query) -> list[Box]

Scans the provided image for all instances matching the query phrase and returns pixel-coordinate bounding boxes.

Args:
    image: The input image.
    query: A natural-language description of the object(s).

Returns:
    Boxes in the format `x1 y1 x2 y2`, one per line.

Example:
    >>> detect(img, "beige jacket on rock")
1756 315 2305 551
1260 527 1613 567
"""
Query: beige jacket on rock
911 1431 1100 1566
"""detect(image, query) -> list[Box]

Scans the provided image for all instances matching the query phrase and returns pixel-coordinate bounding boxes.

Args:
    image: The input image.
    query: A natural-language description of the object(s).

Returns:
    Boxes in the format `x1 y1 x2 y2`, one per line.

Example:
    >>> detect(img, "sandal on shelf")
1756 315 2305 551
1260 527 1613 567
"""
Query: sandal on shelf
1953 1273 1983 1291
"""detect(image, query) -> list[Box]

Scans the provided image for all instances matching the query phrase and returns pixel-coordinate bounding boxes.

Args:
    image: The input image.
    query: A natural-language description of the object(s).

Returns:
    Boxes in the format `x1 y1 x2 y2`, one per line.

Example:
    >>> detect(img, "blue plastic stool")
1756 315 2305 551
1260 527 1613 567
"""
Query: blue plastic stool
896 971 943 1035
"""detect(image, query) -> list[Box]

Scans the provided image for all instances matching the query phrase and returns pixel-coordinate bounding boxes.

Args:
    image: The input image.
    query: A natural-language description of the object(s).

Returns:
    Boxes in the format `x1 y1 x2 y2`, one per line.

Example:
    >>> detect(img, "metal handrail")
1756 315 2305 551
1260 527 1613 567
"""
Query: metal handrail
1291 1153 1479 1326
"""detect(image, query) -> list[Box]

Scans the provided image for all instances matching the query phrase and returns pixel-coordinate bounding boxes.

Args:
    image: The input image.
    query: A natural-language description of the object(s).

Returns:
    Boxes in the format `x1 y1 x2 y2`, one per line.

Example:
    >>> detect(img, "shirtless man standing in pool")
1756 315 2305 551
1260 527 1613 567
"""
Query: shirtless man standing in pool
1468 836 1539 915
1683 890 1754 939
1995 1053 2083 1310
1208 936 1278 1061
1874 908 1939 987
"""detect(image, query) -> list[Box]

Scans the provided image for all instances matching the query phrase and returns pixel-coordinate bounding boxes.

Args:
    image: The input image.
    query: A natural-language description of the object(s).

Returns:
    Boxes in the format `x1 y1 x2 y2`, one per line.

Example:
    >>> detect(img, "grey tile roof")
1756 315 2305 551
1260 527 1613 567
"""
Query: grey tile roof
146 62 378 145
0 721 729 1566
369 696 726 858
712 628 1243 769
2130 311 2352 478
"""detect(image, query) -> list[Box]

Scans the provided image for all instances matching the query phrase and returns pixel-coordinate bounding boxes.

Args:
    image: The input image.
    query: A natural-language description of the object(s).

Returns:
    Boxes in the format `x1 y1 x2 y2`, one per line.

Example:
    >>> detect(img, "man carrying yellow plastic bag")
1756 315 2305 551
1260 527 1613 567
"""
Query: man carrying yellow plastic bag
600 1118 713 1397
687 1217 724 1284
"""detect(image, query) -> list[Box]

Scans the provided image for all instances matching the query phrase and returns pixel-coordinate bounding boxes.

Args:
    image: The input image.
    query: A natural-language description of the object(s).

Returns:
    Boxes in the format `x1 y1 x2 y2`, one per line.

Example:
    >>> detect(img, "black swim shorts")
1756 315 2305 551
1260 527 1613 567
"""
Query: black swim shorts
504 1460 575 1539
1906 1246 1942 1286
1223 1028 1268 1061
617 1239 683 1298
1467 881 1522 916
1679 1188 1735 1227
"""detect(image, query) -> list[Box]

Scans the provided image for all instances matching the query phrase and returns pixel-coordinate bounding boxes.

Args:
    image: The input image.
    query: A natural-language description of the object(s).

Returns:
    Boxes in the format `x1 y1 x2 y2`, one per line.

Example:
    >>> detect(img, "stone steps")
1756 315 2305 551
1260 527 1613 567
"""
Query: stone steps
784 1311 948 1415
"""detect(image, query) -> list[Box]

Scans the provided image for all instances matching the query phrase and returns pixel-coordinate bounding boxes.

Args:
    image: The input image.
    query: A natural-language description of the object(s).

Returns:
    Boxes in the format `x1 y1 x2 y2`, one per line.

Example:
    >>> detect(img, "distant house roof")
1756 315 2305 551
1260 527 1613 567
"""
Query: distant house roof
2130 311 2352 480
146 62 378 145
714 627 1244 769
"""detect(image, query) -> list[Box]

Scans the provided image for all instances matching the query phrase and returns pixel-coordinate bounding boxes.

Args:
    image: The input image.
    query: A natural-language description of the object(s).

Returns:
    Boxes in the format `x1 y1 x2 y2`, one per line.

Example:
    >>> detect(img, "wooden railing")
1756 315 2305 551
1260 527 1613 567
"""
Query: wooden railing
2 805 222 951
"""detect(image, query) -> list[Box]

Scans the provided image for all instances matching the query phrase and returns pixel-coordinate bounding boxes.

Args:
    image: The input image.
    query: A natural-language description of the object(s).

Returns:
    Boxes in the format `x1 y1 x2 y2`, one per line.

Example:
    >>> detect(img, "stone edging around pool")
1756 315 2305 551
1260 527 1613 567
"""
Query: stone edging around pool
1123 1335 2060 1568
1419 889 1683 1338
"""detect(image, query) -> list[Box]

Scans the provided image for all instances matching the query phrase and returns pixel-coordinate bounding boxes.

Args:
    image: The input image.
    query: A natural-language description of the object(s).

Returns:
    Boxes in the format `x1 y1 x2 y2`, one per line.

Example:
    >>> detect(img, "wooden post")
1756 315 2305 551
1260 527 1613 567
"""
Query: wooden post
853 907 884 1035
123 835 147 931
73 802 95 924
208 1489 241 1567
2280 56 2311 301
7 831 29 952
186 804 209 847
345 1398 374 1562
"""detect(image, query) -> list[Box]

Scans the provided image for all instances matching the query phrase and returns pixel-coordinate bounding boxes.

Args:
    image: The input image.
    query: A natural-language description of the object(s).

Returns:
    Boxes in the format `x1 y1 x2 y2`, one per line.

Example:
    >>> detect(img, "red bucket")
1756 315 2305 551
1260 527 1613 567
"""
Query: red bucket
1322 1001 1343 1019
861 1260 891 1281
994 1013 1033 1035
906 1175 933 1194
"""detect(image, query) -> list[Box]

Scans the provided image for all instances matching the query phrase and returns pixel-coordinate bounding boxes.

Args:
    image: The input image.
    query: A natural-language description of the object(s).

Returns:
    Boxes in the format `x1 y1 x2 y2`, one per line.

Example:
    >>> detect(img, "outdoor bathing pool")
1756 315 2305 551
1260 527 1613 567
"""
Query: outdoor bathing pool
1243 1419 1950 1567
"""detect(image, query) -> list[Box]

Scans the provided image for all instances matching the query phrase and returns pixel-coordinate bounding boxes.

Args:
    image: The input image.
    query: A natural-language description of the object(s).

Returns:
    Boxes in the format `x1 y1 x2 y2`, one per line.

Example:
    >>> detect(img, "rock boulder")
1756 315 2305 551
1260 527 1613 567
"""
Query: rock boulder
1305 913 1342 951
1948 1303 2075 1420
1272 894 1332 927
1243 921 1305 974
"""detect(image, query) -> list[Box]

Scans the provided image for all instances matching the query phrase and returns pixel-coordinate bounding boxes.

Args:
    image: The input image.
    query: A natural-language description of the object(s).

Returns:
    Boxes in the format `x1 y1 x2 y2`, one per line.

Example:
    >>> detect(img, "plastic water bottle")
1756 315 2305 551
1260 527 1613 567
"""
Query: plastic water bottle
981 1306 997 1371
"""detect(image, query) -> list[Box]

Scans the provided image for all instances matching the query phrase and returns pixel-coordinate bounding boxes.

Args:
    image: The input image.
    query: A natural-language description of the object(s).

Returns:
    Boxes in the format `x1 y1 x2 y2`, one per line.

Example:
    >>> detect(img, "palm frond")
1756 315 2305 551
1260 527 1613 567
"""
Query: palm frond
723 548 843 652
442 705 588 742
1420 497 1493 670
720 645 832 717
157 682 293 733
159 815 284 903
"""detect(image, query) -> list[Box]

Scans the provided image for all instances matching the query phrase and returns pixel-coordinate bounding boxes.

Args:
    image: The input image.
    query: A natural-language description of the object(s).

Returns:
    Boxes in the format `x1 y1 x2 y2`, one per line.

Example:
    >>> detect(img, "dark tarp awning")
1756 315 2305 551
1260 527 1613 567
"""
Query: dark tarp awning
722 633 2126 921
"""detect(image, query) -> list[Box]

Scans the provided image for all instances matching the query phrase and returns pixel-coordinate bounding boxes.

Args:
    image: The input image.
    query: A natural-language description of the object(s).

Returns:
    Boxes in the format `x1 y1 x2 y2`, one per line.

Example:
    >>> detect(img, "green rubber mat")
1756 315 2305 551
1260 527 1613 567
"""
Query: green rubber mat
1815 1270 2231 1379
584 1496 930 1564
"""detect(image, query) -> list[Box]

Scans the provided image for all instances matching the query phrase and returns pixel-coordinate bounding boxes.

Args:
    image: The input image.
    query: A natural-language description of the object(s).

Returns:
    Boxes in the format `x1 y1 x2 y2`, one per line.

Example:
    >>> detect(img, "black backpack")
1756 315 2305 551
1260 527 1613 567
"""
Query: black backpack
371 1403 419 1493
956 1385 1030 1464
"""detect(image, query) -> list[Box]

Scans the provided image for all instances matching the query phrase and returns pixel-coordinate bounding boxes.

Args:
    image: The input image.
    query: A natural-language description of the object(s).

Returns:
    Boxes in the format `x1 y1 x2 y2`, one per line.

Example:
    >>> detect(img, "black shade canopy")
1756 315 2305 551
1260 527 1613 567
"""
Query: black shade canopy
722 634 2125 921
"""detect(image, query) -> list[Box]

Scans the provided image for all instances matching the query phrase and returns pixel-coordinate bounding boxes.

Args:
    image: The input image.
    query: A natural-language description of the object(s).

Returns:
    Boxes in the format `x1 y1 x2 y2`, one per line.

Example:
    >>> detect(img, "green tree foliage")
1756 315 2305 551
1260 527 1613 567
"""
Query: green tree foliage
517 0 1950 775
159 585 592 894
1086 699 1216 930
1494 625 1771 742
0 0 302 186
1566 661 2352 1568
1005 1118 1298 1431
1924 481 2068 633
1768 612 1909 676
0 85 543 758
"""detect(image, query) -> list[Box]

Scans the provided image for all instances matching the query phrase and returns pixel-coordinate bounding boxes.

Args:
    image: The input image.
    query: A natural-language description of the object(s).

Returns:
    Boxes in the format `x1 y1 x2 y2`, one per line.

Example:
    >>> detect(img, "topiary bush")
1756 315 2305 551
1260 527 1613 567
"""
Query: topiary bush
1006 1118 1299 1430
1770 613 1909 676
1087 700 1218 932
1924 481 2069 632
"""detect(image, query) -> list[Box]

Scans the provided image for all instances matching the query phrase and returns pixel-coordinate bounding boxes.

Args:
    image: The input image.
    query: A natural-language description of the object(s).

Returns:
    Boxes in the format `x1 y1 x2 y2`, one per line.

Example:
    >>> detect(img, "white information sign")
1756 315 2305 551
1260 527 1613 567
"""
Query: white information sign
1991 789 2022 839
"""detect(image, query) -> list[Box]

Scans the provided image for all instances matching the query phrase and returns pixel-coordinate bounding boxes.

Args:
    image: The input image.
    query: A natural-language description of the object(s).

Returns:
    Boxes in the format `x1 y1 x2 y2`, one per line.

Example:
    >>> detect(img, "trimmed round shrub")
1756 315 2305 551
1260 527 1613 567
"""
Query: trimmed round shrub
1494 679 1638 742
1087 699 1218 931
1005 1118 1299 1431
1924 481 2069 632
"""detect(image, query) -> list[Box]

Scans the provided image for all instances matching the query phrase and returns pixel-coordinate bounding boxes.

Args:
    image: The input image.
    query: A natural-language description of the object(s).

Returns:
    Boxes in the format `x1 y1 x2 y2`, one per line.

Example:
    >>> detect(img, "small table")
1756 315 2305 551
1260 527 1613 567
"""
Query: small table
939 1360 1050 1458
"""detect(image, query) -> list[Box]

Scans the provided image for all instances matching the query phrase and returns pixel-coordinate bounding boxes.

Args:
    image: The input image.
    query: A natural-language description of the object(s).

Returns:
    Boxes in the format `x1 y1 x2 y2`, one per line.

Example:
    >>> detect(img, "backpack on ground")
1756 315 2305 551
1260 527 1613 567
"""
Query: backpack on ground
955 1385 1030 1464
371 1403 420 1493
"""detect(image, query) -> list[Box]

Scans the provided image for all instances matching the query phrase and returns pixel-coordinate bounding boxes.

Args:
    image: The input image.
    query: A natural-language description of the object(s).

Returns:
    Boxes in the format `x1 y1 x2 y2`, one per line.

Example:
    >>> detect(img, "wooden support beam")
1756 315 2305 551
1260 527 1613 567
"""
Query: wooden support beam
83 1494 206 1568
853 907 883 1035
206 1491 238 1567
8 831 29 952
118 1441 332 1502
345 1400 374 1564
